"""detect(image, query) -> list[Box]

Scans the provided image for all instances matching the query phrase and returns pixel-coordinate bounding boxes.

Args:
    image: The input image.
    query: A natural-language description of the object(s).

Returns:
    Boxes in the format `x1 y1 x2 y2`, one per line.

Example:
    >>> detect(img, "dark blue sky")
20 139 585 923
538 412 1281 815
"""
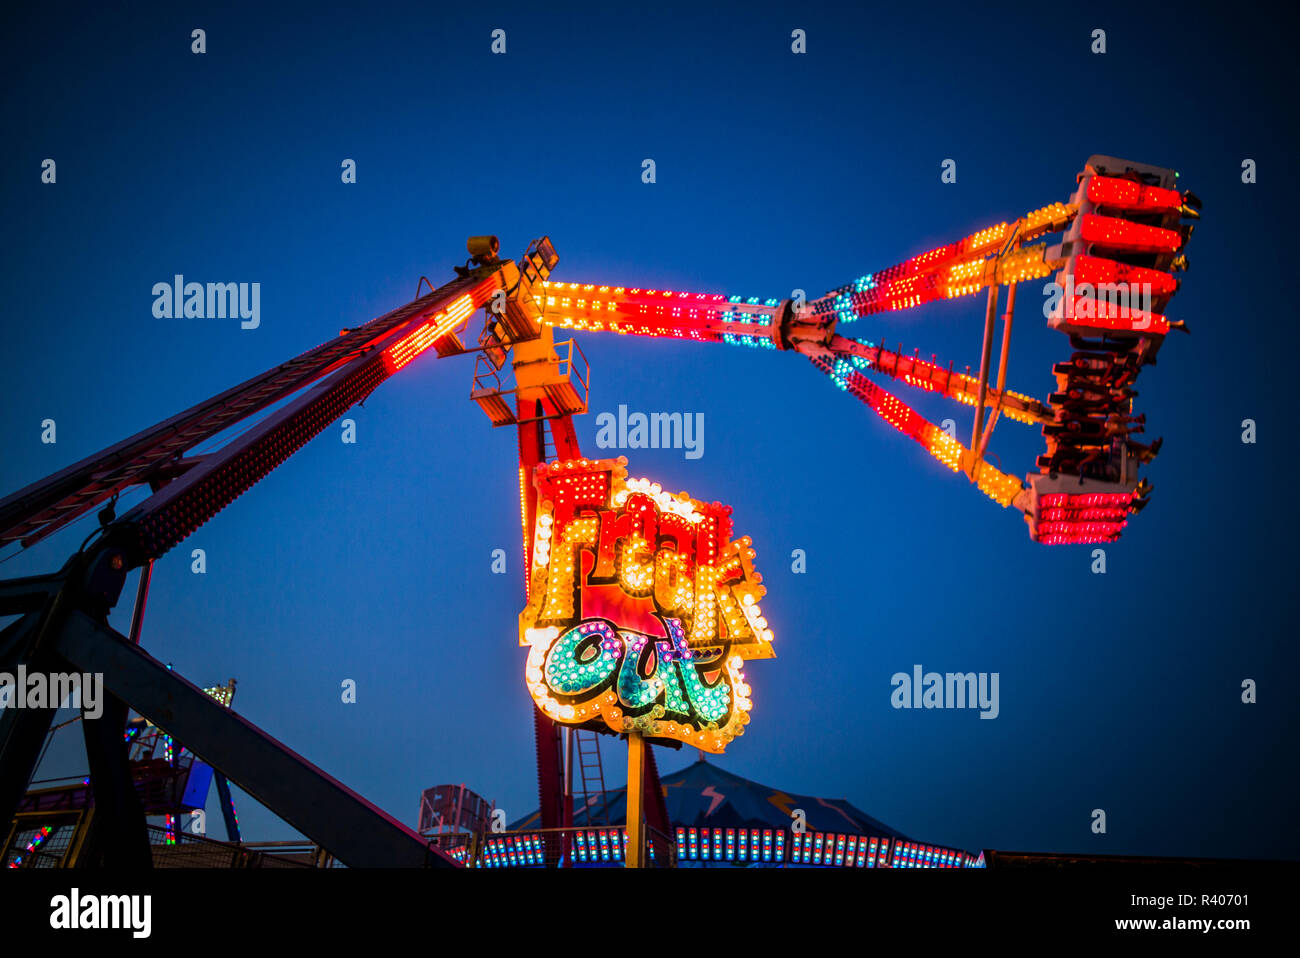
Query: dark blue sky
2 1 1296 859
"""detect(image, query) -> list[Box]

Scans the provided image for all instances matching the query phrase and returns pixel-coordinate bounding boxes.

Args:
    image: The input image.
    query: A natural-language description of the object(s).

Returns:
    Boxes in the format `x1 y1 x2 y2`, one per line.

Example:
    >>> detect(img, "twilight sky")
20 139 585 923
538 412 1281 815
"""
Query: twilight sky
2 0 1296 859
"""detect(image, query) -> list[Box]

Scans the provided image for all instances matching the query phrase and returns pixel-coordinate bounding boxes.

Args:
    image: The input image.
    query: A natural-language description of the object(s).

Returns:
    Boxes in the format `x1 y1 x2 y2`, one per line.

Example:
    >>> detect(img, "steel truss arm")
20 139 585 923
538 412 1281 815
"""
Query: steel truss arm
532 279 1050 427
0 273 502 552
824 335 1050 425
807 354 1027 509
808 202 1074 323
103 275 501 565
536 201 1075 346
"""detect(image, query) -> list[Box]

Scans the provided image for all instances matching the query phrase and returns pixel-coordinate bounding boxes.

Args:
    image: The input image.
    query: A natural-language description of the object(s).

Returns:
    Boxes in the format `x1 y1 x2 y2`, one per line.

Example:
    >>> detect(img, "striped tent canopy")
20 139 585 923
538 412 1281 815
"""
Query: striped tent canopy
511 756 910 839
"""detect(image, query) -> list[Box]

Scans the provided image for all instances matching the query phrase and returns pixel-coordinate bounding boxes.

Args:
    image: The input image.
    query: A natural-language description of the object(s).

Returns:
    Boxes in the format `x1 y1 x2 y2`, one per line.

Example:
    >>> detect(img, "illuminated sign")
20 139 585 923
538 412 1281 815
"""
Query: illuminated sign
519 457 773 753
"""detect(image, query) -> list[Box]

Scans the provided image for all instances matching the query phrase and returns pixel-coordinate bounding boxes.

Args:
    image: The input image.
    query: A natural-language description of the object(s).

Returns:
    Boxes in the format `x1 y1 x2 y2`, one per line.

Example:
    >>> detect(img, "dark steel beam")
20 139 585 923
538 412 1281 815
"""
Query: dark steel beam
0 572 63 617
213 772 241 842
54 610 456 868
643 743 672 864
0 613 59 832
79 688 151 868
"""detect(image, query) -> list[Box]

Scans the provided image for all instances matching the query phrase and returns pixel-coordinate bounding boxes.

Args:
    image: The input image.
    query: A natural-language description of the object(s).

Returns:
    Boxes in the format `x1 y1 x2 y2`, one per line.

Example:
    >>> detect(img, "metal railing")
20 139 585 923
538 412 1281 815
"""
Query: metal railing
551 338 590 402
451 825 984 869
458 825 676 869
146 825 322 868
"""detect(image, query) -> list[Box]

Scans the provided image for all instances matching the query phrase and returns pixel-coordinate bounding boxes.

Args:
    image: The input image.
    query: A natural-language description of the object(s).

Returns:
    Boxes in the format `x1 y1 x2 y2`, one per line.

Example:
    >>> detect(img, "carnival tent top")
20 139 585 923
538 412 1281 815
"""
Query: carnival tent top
510 756 910 839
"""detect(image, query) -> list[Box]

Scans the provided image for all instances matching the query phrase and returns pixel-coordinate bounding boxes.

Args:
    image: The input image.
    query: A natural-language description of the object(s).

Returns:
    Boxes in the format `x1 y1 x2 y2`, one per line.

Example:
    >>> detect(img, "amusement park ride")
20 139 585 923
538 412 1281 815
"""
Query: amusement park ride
0 154 1199 867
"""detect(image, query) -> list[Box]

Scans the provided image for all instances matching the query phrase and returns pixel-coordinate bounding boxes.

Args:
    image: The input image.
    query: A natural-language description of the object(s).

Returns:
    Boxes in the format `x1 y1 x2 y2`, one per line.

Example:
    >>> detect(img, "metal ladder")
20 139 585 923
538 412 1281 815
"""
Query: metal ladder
572 730 608 826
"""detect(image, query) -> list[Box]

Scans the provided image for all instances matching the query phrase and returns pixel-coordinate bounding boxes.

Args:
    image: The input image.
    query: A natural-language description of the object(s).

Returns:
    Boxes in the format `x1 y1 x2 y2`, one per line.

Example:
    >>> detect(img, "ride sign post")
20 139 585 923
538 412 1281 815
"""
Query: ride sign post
518 456 776 865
